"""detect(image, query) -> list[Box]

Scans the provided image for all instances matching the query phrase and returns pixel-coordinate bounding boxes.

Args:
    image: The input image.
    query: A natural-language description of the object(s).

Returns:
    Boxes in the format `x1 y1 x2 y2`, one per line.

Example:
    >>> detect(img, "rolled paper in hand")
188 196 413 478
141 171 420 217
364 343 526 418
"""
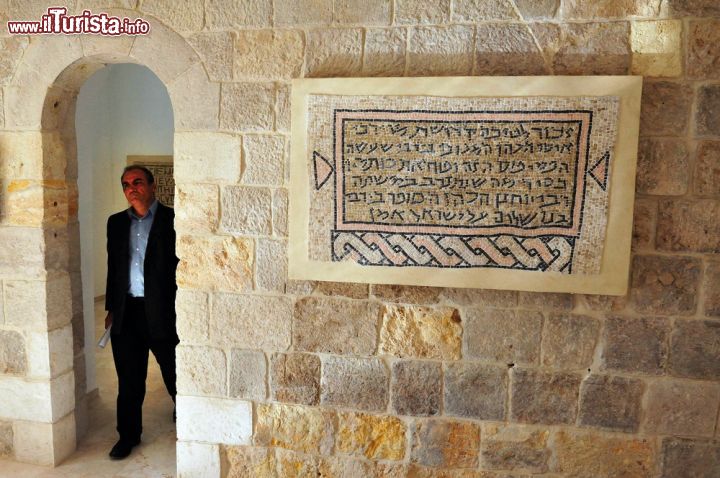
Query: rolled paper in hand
98 325 112 349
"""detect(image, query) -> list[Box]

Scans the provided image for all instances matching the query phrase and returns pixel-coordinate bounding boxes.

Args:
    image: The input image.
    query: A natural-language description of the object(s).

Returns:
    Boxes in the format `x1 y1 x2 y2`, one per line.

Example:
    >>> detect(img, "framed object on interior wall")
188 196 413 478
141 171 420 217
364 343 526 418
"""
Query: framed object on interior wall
288 76 642 295
127 155 174 207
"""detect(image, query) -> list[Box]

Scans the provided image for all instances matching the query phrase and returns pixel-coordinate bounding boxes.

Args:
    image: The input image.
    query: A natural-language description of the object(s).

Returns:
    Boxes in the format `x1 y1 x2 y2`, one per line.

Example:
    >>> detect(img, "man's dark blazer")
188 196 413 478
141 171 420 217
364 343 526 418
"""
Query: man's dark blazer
105 202 179 341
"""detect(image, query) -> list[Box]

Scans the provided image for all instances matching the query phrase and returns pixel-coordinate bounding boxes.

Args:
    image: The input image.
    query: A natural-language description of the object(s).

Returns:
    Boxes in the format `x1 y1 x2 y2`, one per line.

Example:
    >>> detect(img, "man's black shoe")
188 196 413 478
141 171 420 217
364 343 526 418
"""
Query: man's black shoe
109 439 140 459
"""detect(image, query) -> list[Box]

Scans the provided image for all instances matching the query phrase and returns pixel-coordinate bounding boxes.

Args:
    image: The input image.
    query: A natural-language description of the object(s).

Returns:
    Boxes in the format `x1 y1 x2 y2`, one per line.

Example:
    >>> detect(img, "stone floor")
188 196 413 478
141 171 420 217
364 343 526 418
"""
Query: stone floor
0 301 177 477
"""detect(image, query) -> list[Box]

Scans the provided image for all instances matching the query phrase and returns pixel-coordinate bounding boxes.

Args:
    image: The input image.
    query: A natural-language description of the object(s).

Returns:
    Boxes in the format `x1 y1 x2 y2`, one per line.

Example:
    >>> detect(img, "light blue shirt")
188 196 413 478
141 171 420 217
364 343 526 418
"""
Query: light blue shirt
128 200 158 298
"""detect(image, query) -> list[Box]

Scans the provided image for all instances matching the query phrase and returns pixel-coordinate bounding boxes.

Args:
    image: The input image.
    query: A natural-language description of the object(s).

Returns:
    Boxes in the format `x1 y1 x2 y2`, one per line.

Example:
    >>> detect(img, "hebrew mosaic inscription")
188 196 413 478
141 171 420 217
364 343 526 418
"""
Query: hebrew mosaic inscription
336 111 591 235
306 95 619 275
148 163 175 207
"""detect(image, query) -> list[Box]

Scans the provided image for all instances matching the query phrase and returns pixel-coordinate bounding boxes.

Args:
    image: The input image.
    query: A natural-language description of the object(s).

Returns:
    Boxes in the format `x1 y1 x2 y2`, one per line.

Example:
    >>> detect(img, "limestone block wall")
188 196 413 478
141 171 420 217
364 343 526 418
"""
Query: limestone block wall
0 25 81 464
0 0 719 475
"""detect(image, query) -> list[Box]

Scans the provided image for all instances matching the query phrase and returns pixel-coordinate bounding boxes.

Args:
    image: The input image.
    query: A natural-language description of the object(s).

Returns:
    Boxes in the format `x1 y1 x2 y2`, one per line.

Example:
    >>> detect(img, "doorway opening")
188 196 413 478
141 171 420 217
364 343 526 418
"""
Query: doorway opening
74 63 176 473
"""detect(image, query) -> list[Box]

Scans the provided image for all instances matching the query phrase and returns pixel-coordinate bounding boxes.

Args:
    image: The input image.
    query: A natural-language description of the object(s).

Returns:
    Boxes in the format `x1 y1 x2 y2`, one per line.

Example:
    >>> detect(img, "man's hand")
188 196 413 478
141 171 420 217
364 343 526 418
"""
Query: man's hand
105 312 113 330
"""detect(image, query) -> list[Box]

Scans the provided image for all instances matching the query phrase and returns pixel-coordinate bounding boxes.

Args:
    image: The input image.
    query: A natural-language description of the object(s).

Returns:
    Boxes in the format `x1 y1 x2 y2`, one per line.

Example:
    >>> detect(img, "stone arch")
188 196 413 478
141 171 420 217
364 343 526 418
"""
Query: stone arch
1 10 218 465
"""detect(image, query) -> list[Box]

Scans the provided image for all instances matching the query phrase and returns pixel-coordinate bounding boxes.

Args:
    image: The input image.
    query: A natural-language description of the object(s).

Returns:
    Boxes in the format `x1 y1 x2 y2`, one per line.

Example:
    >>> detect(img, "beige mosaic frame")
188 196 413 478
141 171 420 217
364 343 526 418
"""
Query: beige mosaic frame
289 77 642 295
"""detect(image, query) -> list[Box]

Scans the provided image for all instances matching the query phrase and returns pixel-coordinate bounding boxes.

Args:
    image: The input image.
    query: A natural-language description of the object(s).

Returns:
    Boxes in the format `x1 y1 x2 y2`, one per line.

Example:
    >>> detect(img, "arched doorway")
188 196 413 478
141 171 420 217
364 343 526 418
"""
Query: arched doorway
0 11 219 466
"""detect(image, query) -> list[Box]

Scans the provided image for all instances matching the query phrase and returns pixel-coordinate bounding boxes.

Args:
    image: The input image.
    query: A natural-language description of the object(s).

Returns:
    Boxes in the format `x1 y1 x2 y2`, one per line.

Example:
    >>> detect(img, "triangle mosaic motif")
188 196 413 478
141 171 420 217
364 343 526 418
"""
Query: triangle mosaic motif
588 151 610 191
313 151 334 190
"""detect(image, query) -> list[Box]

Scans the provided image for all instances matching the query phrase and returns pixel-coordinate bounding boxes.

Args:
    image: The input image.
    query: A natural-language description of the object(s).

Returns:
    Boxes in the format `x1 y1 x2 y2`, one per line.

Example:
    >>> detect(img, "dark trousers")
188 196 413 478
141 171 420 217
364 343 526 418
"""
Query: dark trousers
111 295 177 442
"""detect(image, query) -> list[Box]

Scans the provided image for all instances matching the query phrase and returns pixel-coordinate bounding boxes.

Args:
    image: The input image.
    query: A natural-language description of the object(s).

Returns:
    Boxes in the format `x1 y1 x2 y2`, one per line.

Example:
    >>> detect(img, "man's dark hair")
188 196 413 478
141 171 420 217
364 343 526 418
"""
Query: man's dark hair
121 165 155 184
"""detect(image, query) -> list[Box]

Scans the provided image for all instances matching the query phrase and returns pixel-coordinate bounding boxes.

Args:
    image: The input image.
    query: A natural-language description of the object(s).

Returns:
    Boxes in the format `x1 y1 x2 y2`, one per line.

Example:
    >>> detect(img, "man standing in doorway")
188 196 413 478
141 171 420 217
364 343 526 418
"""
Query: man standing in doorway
104 165 179 459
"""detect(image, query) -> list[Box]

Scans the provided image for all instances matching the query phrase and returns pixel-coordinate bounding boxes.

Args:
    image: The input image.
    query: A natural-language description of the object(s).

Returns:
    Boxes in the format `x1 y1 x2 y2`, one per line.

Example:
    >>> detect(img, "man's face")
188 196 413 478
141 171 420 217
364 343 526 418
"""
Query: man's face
121 169 156 212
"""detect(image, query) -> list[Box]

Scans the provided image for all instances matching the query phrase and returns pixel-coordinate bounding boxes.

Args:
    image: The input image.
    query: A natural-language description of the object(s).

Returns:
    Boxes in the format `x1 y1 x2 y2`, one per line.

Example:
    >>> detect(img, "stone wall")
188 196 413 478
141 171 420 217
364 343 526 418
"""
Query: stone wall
1 0 719 475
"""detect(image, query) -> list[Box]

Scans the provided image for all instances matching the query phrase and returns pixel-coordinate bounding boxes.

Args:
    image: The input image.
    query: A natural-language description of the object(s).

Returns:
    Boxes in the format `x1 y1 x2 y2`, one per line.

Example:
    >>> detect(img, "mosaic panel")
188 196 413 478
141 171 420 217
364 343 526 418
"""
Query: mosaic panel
290 77 641 293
